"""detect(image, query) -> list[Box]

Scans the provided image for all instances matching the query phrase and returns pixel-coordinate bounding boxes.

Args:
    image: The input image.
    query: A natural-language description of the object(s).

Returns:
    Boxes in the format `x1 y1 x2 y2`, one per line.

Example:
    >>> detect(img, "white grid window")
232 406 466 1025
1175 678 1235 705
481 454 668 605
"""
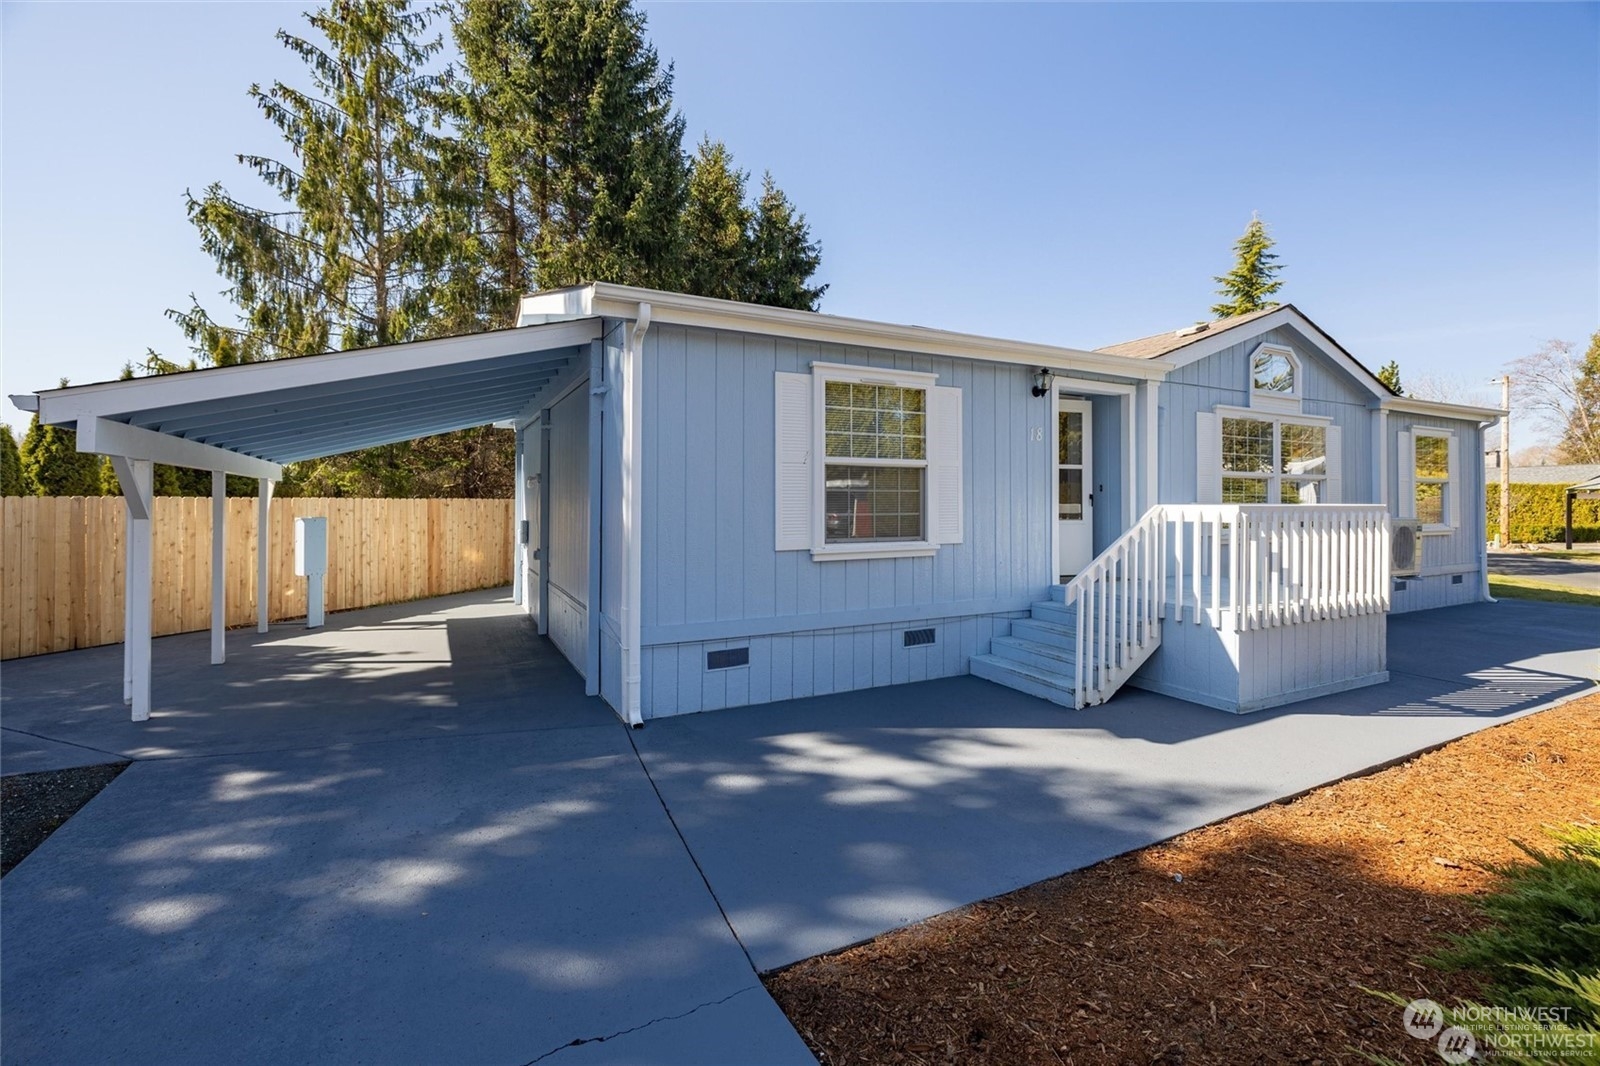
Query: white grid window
822 381 926 543
1221 416 1328 504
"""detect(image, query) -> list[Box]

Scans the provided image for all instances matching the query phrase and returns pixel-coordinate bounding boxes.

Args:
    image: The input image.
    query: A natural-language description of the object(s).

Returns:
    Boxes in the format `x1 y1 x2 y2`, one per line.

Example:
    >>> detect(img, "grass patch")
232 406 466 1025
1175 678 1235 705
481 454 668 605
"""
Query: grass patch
1493 549 1600 564
1489 575 1600 607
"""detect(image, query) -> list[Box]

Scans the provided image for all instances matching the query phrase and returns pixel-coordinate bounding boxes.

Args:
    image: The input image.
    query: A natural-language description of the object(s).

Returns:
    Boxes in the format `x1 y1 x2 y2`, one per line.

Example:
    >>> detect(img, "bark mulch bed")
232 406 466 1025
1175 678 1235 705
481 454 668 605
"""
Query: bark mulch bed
767 693 1600 1065
1 761 129 877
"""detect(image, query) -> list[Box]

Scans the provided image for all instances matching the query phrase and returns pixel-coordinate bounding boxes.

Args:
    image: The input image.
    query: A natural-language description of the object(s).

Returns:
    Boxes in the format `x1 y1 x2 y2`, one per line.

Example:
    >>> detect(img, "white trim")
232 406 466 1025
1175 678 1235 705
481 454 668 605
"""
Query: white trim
1381 396 1504 421
808 362 941 559
1247 341 1302 415
1213 403 1333 426
520 283 1167 381
620 305 649 726
810 543 939 561
76 417 284 480
256 478 274 633
31 318 603 425
1411 426 1458 532
1143 381 1160 515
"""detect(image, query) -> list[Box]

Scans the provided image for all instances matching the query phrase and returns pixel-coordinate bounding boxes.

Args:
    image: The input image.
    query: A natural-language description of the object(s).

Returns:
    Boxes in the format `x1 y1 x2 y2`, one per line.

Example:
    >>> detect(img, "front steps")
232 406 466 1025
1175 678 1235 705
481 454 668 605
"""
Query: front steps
970 587 1086 707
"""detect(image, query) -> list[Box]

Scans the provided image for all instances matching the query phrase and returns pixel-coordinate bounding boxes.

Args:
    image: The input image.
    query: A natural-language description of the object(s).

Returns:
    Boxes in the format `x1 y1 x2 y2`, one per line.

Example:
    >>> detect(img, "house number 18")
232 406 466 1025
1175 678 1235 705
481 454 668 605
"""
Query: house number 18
1030 426 1045 442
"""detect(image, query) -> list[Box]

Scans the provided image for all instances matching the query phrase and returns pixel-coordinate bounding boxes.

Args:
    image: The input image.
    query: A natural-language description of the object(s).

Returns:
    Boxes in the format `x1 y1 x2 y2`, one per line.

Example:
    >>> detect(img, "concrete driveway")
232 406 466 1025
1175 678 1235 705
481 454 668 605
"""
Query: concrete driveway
1 594 812 1066
2 592 1595 1063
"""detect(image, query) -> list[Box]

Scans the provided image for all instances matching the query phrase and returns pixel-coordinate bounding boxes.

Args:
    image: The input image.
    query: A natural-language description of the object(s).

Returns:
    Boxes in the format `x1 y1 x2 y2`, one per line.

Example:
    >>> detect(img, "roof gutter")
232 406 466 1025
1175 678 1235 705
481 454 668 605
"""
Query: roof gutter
519 283 1168 381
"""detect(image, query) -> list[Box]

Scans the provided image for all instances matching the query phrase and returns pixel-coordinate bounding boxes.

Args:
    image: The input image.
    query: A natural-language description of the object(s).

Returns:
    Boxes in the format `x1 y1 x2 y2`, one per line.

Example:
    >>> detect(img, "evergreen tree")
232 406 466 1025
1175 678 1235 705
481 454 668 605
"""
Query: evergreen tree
1376 360 1404 396
1559 328 1600 463
681 138 753 301
171 0 453 364
1211 215 1284 318
19 409 101 497
746 173 826 311
0 423 26 496
513 0 689 291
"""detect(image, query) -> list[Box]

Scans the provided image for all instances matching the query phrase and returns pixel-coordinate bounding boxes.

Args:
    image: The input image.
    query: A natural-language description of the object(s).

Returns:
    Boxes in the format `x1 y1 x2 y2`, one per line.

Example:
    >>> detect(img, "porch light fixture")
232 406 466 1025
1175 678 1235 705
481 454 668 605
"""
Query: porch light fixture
1032 368 1055 397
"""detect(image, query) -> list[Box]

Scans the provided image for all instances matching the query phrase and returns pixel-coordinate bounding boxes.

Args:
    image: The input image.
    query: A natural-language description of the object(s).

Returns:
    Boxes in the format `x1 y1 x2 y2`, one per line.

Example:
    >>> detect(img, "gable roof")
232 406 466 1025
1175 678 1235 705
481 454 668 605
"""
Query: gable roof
1095 305 1284 359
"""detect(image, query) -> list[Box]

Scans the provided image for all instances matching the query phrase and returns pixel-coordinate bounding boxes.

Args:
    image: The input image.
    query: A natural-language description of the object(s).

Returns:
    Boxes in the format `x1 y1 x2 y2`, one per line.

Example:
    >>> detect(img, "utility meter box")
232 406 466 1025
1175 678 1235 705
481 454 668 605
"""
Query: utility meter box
294 516 329 628
294 517 328 577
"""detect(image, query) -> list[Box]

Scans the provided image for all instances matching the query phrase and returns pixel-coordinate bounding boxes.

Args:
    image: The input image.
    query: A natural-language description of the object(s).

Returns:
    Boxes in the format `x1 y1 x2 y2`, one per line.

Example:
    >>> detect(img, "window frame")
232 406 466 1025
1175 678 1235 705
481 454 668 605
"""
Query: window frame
1410 427 1456 532
810 362 941 560
1247 342 1303 415
1215 406 1334 505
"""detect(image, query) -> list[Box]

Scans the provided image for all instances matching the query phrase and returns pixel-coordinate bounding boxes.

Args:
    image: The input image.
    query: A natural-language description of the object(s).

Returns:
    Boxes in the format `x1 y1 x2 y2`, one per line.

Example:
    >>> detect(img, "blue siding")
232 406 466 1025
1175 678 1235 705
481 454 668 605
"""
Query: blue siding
1158 324 1379 504
1389 411 1489 613
639 323 1062 717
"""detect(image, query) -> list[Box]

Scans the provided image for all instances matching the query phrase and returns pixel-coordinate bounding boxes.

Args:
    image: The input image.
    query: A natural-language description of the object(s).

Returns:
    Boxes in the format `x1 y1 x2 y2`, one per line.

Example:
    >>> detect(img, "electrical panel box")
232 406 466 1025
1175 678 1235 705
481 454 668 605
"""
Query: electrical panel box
294 517 328 577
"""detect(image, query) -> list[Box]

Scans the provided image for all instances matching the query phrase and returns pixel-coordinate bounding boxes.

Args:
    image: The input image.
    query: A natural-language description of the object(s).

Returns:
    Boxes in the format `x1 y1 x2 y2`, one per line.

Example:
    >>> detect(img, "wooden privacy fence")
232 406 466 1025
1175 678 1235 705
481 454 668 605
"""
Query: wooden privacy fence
0 496 514 660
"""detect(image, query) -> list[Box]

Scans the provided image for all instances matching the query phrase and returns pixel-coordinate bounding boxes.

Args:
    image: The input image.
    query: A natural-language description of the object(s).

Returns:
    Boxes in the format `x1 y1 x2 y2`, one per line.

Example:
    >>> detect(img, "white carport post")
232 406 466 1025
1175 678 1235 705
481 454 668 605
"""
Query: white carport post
111 457 155 722
211 471 227 664
512 425 526 606
257 478 275 633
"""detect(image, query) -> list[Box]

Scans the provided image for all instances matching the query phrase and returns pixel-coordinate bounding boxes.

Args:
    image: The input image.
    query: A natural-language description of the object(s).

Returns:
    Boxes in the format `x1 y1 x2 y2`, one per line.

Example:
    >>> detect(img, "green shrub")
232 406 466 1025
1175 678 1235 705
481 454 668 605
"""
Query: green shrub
1431 823 1600 1024
1488 483 1600 543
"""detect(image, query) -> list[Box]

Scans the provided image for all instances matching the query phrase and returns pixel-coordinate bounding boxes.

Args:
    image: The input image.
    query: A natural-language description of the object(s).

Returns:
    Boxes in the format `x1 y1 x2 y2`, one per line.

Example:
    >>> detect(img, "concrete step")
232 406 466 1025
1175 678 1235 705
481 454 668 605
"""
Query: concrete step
970 654 1079 708
991 635 1078 674
1047 584 1069 603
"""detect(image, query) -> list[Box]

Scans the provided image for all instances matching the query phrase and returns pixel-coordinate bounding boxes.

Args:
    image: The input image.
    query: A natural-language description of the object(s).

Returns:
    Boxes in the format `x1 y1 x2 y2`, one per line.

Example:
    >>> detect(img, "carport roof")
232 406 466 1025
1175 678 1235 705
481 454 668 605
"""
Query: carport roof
14 317 600 468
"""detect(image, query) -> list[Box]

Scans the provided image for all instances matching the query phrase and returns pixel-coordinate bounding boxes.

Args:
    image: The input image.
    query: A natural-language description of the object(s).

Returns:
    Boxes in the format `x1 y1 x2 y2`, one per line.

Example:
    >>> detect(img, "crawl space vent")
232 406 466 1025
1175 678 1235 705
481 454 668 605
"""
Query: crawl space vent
706 647 749 671
903 628 937 648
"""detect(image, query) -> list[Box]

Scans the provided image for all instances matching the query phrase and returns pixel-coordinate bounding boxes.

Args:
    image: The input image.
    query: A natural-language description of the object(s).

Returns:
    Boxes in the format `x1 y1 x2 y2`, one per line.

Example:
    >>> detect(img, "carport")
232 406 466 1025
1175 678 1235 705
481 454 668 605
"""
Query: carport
10 313 644 724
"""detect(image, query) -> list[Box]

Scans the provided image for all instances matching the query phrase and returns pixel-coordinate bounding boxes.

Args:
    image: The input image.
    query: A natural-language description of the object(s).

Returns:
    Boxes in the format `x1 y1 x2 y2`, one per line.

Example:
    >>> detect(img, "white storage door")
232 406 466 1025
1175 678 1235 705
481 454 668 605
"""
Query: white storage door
547 382 590 673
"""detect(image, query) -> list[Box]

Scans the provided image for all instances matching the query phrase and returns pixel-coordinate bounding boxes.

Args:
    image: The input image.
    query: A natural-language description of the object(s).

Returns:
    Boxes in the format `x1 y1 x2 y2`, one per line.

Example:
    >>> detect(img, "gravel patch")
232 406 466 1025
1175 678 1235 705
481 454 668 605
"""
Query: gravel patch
2 762 130 877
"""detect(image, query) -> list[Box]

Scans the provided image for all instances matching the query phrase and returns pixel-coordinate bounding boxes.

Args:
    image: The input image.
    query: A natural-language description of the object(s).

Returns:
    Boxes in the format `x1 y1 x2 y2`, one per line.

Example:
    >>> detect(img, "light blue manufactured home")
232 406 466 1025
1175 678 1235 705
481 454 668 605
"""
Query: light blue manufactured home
513 284 1500 723
19 282 1500 724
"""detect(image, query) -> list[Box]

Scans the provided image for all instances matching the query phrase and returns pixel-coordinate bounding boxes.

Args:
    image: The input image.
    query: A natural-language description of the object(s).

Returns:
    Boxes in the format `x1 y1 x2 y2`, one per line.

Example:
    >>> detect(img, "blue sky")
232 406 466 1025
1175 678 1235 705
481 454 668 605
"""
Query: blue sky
3 2 1596 435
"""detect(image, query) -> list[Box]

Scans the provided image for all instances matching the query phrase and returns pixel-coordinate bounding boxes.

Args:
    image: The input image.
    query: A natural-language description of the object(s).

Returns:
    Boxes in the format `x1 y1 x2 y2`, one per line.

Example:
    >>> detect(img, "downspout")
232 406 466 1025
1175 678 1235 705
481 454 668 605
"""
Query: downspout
620 303 652 726
1478 418 1497 603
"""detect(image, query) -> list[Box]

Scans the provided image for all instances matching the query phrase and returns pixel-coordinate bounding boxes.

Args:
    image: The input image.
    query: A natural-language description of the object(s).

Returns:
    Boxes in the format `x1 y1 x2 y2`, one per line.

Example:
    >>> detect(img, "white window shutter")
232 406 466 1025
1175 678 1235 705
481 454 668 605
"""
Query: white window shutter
1323 425 1343 503
774 372 813 551
1397 430 1416 518
1445 432 1460 528
928 385 964 544
1195 411 1221 503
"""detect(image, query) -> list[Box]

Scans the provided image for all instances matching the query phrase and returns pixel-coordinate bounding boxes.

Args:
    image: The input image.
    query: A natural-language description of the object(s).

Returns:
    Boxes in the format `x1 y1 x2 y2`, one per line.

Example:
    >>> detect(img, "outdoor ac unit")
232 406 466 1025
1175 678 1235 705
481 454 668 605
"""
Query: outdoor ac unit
1391 521 1424 578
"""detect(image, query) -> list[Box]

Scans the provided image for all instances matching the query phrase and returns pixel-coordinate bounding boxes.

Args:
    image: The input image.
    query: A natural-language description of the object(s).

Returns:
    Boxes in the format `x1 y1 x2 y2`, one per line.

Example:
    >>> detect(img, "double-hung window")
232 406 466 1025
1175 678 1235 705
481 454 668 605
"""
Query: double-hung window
1400 428 1458 531
774 363 964 559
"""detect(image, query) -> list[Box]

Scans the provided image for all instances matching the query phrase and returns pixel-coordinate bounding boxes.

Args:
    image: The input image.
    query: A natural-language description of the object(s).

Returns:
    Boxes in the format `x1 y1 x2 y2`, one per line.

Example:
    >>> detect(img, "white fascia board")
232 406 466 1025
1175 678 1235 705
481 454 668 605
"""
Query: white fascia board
31 318 603 428
1152 306 1392 402
520 282 1166 381
1381 396 1505 422
78 417 284 480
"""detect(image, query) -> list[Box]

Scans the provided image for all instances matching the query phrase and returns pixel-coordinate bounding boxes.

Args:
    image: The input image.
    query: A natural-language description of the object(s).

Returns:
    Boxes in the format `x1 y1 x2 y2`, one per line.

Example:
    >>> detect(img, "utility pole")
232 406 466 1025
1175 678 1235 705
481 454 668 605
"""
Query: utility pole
1497 374 1511 548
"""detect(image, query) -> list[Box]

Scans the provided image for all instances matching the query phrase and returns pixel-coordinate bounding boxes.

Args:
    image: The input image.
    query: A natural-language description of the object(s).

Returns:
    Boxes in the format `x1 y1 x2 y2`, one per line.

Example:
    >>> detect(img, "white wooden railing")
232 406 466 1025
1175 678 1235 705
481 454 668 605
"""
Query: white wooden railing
1161 504 1390 631
1062 504 1390 707
1062 507 1166 707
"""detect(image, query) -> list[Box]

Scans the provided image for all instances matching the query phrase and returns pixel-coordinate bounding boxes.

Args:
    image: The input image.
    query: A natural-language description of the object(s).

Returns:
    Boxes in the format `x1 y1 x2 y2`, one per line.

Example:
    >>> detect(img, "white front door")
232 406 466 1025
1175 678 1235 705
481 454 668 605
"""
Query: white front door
1057 399 1094 579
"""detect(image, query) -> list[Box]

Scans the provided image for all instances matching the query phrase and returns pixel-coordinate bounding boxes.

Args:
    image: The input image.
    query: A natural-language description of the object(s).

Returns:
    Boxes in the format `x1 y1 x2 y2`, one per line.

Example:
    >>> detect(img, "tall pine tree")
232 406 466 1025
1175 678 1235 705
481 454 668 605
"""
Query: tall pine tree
1377 361 1404 396
747 173 826 311
171 0 454 363
1211 215 1284 318
681 138 753 301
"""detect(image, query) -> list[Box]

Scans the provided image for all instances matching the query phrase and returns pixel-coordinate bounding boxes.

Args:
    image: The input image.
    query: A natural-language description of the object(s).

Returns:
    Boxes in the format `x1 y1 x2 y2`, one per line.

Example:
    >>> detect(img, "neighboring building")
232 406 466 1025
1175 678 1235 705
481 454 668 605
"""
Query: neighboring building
1485 460 1600 486
17 285 1502 724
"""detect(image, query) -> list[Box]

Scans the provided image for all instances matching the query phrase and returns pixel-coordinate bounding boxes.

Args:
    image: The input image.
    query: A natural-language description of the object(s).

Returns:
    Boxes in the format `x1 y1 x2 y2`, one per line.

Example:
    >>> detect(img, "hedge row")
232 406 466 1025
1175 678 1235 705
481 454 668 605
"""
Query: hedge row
1486 482 1600 543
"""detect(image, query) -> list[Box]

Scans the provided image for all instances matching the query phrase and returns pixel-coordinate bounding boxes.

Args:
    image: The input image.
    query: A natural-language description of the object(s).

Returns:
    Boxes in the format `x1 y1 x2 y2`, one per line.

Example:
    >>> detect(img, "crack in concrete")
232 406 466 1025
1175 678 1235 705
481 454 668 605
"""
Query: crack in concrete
518 986 757 1065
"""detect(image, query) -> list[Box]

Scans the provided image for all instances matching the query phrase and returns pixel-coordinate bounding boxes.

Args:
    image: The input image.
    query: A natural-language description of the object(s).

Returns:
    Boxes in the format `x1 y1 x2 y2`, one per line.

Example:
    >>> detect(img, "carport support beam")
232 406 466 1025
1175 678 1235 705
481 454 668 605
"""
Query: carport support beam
257 478 275 633
211 471 227 664
112 457 154 722
513 426 526 606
